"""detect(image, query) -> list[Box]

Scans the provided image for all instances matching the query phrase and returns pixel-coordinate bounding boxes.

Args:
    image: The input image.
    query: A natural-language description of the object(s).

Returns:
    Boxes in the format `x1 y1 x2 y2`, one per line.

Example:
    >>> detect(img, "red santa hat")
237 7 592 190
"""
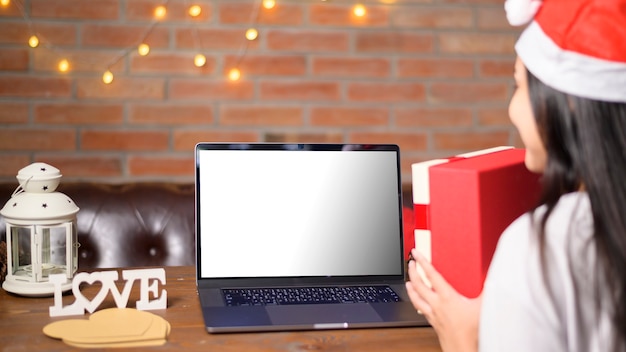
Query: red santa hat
505 0 626 103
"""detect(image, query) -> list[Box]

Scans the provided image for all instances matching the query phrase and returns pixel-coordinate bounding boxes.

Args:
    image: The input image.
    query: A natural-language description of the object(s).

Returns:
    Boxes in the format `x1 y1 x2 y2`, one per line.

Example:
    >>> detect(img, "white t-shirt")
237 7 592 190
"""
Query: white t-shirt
479 192 615 352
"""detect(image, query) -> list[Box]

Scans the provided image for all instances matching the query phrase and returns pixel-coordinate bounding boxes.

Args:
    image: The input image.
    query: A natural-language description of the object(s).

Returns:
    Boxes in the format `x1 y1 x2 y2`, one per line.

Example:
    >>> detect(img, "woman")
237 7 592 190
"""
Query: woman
405 1 626 351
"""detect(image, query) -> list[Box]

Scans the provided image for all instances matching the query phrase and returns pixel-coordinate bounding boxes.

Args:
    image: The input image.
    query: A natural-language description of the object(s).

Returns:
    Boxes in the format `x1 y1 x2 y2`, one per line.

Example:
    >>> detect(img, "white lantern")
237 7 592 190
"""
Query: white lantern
0 163 79 296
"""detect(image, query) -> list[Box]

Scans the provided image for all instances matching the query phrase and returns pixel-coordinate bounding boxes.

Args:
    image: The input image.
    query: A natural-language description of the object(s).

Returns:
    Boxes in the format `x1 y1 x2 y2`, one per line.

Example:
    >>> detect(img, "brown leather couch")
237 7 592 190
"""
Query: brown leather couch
0 182 415 271
0 183 196 270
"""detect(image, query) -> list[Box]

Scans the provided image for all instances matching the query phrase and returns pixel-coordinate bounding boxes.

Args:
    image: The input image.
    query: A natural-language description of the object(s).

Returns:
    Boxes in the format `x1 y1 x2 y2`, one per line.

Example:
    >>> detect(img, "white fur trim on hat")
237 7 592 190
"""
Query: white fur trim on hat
505 0 543 26
516 21 626 103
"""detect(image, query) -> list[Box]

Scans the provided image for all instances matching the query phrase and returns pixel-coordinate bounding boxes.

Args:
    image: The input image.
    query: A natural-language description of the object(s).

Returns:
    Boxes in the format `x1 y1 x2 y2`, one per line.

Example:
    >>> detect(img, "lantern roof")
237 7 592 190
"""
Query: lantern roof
0 162 79 222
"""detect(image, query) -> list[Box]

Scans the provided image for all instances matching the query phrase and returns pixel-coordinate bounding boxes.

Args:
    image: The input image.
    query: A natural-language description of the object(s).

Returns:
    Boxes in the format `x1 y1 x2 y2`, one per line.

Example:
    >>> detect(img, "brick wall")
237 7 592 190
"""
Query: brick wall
0 0 522 185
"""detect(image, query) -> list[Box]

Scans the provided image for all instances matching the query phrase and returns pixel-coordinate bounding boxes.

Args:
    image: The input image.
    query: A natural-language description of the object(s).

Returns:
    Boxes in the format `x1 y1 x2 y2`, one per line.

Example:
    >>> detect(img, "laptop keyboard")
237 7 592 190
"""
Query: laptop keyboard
222 285 400 306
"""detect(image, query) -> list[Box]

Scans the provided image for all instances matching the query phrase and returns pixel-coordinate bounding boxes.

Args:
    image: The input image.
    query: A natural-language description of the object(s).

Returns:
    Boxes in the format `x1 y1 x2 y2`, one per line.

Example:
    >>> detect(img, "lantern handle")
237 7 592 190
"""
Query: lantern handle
12 175 32 197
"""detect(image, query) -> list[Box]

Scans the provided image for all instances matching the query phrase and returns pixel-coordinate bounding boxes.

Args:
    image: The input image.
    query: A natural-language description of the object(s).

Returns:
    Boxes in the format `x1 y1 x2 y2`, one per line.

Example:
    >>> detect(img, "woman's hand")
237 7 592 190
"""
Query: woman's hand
405 249 482 352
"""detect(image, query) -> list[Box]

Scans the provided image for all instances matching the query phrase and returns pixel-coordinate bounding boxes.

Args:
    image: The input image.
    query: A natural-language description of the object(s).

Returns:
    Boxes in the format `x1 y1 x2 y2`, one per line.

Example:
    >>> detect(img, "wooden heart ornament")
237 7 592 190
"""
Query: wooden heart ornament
43 308 170 348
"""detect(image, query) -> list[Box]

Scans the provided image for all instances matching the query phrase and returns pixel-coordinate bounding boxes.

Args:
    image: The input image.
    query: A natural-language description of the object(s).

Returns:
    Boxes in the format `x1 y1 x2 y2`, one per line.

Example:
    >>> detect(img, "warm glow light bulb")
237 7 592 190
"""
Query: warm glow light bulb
1 0 10 7
228 68 241 81
138 43 150 56
28 35 39 48
262 0 275 9
154 5 166 19
245 28 258 41
102 70 114 84
189 5 201 17
58 59 69 72
194 54 206 67
353 4 366 17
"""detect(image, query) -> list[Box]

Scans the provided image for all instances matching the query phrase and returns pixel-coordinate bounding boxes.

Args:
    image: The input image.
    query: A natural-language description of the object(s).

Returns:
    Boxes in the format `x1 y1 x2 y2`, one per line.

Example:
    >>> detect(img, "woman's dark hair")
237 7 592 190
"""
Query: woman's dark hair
527 69 626 351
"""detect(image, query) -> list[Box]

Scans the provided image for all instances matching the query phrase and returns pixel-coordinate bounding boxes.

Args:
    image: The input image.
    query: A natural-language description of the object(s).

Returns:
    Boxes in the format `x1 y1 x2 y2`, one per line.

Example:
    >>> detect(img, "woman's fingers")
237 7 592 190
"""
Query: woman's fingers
412 249 454 295
407 254 438 304
405 280 432 316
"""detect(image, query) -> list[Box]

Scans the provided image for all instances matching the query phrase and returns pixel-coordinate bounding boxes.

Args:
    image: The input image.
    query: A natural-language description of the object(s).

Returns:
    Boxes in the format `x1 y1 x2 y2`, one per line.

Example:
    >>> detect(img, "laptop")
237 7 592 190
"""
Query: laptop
194 143 429 333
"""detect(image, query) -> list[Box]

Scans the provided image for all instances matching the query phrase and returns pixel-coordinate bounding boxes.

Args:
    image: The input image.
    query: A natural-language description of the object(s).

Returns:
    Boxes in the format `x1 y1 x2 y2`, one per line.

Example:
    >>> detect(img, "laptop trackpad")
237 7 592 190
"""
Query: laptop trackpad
267 304 382 325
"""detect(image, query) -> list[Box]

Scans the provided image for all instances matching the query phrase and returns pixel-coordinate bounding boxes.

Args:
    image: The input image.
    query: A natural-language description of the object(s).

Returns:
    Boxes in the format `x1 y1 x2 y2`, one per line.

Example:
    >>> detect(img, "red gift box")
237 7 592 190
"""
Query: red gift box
411 147 541 298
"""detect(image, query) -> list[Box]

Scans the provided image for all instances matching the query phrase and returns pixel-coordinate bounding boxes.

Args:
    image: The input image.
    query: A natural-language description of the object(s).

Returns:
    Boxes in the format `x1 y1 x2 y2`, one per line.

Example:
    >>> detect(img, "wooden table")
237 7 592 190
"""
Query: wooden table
0 266 441 351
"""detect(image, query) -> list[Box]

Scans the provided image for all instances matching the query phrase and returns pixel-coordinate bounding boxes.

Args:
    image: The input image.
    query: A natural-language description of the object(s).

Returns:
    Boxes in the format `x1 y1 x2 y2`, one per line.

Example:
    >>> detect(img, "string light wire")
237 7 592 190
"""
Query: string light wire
4 0 372 81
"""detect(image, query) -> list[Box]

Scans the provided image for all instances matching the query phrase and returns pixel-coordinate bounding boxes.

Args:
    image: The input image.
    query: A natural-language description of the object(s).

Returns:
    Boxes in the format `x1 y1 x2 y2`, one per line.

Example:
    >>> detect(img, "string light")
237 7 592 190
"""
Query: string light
28 35 39 48
154 5 166 19
188 5 201 17
102 70 114 84
58 59 69 73
262 0 275 9
245 28 258 41
138 43 150 56
353 4 366 17
3 1 368 82
228 68 241 81
194 53 206 67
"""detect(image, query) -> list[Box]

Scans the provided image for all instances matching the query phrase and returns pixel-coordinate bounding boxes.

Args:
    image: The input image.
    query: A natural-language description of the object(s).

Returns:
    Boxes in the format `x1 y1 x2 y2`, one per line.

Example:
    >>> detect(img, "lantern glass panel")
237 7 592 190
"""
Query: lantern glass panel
39 225 69 278
10 226 34 280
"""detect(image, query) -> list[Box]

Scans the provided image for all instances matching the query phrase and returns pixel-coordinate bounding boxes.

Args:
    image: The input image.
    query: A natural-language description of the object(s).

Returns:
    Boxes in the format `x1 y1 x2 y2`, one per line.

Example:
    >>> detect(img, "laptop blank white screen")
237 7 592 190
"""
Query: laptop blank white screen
197 146 403 278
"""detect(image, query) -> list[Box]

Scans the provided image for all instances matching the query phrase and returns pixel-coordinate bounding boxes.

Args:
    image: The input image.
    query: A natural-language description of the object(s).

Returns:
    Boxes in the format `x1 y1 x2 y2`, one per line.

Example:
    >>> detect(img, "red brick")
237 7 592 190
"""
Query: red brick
220 106 303 126
310 107 389 127
312 57 390 78
434 131 511 150
348 82 426 102
81 24 169 48
0 154 31 177
126 0 212 21
264 132 344 143
0 22 76 46
355 32 433 53
173 130 259 151
391 7 472 28
0 1 21 17
430 82 508 103
395 107 473 127
309 4 389 27
128 155 194 177
76 77 165 99
267 30 349 52
260 82 340 101
479 59 515 78
224 55 306 76
31 0 119 20
35 103 124 124
34 155 123 177
80 130 169 151
130 104 213 125
397 58 474 78
438 32 516 54
219 3 303 25
175 28 260 50
130 53 216 75
477 107 512 126
32 49 125 73
0 76 71 98
0 48 28 71
349 132 427 151
476 6 511 29
0 102 28 124
0 128 76 151
440 0 502 3
169 79 254 100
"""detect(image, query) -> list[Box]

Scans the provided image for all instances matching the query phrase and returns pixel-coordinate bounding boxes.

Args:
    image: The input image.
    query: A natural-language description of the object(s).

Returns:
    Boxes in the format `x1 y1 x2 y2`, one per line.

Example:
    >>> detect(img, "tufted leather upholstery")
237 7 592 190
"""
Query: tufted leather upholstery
1 182 416 270
0 183 196 270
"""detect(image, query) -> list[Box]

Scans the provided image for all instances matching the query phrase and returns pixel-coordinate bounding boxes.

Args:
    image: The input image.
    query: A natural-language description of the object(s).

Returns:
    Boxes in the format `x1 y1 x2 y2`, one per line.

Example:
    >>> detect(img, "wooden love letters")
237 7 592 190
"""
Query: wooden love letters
48 268 167 317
